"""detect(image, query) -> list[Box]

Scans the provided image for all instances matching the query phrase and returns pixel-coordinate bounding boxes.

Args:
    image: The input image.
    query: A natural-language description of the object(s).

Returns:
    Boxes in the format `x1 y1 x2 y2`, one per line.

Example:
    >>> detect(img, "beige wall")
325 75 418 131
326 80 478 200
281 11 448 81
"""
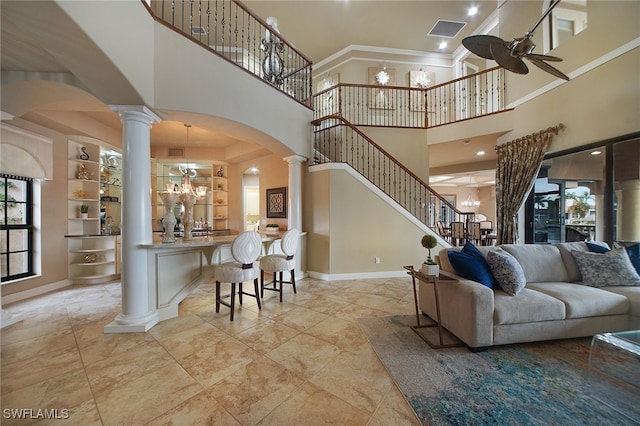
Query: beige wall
2 119 70 297
306 165 441 276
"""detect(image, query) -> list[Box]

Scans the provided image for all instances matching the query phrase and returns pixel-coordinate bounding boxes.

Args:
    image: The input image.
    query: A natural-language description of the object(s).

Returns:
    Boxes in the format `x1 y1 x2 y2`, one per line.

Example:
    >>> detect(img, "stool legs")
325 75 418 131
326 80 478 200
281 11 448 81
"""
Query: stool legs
260 269 296 302
216 280 260 321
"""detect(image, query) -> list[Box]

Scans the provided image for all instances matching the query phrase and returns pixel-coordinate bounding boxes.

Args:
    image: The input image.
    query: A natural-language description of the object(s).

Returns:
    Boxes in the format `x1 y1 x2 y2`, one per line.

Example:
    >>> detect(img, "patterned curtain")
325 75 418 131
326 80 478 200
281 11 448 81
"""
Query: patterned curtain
495 127 561 244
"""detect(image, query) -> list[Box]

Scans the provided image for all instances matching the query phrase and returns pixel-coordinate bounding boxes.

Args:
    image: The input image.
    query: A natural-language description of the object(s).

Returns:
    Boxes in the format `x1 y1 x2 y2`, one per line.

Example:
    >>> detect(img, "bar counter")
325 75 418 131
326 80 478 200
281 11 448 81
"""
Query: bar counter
142 232 284 322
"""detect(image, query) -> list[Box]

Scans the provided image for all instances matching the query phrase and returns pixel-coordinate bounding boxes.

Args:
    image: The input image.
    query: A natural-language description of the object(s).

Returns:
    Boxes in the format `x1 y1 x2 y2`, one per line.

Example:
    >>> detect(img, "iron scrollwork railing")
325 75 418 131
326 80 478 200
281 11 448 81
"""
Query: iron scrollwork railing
313 67 507 128
312 115 474 229
146 0 313 107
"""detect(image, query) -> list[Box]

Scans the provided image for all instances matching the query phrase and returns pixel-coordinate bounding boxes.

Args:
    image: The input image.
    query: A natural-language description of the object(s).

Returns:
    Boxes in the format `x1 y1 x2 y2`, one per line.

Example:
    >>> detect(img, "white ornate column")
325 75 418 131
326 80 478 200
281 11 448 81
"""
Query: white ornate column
284 155 306 231
105 105 161 333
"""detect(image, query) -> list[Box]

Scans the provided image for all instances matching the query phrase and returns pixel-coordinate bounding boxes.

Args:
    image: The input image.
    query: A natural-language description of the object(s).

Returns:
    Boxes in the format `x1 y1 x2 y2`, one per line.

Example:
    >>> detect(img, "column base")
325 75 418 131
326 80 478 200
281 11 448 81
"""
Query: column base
103 310 159 333
1 309 24 329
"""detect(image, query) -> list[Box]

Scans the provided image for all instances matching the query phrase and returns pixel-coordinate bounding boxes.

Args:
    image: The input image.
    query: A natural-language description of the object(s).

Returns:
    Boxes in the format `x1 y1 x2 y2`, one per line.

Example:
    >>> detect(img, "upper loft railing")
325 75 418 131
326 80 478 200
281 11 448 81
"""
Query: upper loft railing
146 0 313 108
313 67 507 128
311 115 475 230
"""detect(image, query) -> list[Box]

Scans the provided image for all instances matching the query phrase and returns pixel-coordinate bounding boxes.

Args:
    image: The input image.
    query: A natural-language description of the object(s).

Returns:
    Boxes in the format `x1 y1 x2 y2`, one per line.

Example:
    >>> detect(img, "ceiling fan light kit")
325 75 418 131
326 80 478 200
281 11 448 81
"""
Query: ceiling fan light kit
462 0 569 81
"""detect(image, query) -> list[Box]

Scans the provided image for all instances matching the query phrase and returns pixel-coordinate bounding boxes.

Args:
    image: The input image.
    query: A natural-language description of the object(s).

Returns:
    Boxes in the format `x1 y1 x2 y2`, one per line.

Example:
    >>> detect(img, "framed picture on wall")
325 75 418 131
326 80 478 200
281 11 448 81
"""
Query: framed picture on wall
266 187 287 218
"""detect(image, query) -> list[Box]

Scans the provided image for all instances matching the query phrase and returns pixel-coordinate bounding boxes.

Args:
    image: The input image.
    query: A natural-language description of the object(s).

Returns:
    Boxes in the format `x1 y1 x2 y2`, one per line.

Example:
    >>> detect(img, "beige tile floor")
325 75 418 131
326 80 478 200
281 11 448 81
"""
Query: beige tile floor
1 276 420 425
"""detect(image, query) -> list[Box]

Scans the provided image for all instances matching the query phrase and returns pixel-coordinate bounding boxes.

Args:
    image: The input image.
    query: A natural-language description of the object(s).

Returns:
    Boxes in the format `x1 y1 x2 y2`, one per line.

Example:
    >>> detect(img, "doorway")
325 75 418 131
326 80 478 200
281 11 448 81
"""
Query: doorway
243 168 260 231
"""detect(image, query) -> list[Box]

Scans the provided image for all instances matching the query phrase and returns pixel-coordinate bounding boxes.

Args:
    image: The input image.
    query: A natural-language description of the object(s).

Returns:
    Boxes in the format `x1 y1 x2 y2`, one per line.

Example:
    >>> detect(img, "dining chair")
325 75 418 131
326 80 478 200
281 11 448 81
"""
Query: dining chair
468 222 482 245
260 228 299 302
215 231 263 321
437 221 451 243
450 222 466 246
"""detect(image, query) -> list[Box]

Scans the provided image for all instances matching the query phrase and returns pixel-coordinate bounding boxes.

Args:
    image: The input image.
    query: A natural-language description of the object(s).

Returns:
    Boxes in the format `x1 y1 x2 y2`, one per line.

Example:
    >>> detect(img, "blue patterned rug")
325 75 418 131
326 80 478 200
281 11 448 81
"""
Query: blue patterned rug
357 315 639 425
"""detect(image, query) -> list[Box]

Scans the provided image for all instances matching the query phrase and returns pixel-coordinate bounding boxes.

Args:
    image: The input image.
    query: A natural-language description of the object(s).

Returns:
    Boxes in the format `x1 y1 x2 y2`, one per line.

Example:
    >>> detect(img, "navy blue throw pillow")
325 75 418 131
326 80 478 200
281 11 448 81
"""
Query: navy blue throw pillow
586 241 610 253
587 241 640 275
623 243 640 275
448 242 497 289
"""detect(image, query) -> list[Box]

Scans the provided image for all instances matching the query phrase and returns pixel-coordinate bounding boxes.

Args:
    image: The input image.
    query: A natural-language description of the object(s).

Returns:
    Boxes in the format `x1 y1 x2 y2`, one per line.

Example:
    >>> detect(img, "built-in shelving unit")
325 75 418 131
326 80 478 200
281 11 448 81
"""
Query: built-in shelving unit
66 139 120 284
100 149 122 235
68 142 100 236
153 161 230 235
212 164 229 232
67 235 118 284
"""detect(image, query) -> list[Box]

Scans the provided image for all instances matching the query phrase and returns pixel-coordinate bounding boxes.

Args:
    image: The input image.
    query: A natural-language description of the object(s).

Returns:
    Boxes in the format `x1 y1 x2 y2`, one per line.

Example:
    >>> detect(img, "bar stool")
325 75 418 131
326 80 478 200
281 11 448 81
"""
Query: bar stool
215 231 262 321
260 228 299 302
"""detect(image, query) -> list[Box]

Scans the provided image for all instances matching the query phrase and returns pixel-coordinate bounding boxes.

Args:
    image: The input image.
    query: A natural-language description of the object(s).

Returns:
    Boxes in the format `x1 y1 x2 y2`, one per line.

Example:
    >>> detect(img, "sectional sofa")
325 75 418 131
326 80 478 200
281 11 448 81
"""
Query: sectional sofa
418 242 640 350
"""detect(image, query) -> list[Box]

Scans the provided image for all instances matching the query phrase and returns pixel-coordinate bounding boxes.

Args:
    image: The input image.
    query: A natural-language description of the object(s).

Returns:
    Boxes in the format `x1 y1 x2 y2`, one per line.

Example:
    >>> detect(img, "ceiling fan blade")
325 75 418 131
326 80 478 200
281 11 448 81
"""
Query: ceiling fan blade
490 43 529 74
528 53 563 62
526 56 570 81
462 35 507 60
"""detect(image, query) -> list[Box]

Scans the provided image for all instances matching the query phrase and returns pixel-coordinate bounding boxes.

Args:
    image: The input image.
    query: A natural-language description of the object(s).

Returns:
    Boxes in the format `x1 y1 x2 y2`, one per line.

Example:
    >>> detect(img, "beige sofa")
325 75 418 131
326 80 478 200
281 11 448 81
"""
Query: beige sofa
418 242 640 351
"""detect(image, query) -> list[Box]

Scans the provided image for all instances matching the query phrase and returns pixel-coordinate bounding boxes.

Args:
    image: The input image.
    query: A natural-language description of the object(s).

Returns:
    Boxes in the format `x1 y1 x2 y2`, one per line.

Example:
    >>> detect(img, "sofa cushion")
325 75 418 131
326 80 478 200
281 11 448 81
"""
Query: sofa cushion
526 282 630 318
571 249 640 287
501 244 569 283
555 242 592 282
493 288 566 325
601 287 640 317
486 249 526 295
447 242 497 289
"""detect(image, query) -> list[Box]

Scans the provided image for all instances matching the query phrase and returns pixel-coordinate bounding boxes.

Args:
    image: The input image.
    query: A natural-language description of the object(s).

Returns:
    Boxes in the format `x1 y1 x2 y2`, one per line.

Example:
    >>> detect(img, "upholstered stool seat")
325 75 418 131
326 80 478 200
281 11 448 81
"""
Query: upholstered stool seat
215 231 262 321
260 228 299 302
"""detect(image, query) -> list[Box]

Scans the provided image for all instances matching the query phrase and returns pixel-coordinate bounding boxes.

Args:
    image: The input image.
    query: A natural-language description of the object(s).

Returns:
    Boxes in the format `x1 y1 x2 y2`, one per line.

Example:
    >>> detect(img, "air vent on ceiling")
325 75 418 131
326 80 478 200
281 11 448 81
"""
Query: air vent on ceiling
428 20 467 38
191 26 207 35
168 148 184 157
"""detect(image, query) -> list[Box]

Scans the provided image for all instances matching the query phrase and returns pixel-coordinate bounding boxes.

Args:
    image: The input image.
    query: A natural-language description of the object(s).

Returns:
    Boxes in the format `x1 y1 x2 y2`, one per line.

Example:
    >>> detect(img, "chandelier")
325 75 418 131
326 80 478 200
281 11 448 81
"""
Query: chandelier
260 17 285 86
165 124 207 198
461 193 481 207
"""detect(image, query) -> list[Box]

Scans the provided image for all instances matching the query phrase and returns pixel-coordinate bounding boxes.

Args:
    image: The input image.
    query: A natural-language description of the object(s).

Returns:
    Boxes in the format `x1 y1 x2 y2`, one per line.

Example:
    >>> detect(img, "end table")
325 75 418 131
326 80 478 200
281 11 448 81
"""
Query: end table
404 265 463 349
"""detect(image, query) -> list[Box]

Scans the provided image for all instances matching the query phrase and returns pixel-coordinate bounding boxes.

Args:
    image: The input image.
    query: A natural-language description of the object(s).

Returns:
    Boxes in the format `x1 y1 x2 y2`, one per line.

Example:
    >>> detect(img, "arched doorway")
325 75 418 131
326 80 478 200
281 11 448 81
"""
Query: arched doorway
243 167 260 231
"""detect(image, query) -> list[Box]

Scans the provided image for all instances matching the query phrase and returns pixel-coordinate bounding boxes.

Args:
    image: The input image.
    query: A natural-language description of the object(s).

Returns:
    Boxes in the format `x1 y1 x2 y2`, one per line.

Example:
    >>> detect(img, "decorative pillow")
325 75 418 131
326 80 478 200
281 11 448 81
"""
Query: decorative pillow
571 249 640 287
447 242 497 289
486 249 527 296
586 241 610 254
587 241 640 275
624 243 640 276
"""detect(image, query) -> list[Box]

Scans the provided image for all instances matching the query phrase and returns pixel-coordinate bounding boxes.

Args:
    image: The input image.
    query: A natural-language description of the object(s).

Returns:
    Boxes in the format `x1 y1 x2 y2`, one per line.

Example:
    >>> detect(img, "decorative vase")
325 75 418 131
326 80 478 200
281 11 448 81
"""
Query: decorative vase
179 193 197 241
160 192 179 243
80 212 88 219
421 263 439 277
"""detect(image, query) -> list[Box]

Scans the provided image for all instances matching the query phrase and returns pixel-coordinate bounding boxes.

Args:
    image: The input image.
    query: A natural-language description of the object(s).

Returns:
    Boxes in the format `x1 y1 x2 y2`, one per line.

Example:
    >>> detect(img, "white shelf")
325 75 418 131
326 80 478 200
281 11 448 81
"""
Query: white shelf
72 261 114 267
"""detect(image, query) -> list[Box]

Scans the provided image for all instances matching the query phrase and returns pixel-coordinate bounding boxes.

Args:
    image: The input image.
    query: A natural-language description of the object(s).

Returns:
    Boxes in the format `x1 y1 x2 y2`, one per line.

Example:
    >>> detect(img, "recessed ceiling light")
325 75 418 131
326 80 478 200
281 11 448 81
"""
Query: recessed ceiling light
468 6 478 16
590 150 602 155
477 151 485 156
439 41 448 49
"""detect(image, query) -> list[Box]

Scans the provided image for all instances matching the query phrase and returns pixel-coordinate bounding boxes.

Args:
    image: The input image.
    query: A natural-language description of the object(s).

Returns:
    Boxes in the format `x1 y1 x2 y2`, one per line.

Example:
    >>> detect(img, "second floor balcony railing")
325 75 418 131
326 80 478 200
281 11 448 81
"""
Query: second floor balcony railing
147 0 313 108
313 67 507 128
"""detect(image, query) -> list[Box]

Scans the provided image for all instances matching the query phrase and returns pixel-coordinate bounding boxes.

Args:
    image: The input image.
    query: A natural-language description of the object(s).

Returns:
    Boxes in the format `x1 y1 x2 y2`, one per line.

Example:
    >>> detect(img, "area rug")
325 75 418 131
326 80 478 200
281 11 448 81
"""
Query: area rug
357 315 639 425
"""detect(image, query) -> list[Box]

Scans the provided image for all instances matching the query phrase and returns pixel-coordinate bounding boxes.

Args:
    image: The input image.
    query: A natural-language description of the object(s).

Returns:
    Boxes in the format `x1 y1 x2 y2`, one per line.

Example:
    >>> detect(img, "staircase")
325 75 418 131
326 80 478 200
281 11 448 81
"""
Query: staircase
311 115 474 235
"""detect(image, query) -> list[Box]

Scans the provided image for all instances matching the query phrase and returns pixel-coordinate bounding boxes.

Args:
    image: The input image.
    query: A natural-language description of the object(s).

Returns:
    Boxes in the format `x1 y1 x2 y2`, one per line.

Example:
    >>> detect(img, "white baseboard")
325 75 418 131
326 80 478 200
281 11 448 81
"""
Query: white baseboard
2 279 71 305
307 270 407 281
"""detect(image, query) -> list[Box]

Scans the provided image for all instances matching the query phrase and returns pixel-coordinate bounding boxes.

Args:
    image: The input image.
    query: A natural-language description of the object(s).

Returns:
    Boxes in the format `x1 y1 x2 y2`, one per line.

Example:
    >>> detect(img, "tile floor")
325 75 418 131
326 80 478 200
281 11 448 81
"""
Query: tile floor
1 276 420 425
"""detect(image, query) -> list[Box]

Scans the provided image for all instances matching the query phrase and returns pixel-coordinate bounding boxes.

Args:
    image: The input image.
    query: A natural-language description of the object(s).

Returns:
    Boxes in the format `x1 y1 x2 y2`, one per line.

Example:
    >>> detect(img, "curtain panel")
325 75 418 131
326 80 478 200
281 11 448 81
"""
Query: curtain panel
495 126 563 244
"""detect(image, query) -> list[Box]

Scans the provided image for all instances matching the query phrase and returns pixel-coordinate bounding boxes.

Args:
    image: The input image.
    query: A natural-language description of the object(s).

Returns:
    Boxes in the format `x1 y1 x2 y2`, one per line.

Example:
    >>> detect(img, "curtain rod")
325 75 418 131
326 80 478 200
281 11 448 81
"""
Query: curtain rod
497 123 565 150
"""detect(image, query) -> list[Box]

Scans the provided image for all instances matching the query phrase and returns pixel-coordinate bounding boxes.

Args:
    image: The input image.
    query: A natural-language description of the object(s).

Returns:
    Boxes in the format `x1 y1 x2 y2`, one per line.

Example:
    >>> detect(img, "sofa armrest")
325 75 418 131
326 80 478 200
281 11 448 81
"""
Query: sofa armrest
418 273 494 348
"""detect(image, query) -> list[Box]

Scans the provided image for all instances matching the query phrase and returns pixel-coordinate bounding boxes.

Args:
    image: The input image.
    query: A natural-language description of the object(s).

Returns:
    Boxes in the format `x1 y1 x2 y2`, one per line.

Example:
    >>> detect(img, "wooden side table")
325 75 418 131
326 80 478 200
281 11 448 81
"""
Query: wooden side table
404 265 463 349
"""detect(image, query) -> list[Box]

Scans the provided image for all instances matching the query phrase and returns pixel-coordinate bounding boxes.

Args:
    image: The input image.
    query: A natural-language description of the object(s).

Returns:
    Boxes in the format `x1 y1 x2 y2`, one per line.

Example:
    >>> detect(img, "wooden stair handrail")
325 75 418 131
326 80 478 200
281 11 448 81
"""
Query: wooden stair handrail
312 114 464 213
